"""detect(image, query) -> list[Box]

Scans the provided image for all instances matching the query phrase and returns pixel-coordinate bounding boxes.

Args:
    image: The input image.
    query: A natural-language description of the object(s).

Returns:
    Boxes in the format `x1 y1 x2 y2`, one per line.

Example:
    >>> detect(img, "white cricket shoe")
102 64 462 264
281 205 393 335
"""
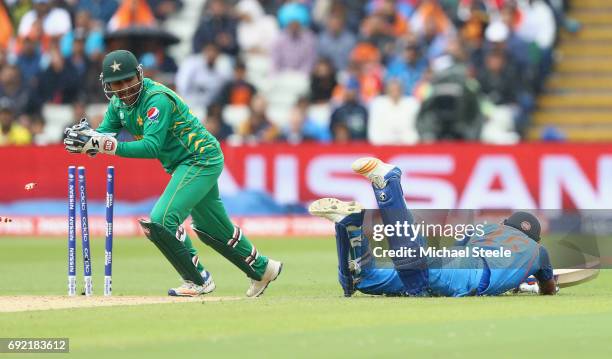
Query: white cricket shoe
246 259 282 297
168 271 215 297
351 157 396 188
308 198 363 223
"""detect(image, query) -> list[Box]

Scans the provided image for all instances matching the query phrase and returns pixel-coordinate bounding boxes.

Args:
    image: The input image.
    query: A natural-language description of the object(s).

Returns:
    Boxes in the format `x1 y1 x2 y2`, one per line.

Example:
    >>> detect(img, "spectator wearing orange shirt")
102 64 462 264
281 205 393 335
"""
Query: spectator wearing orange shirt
0 2 13 50
359 14 395 63
376 0 409 37
107 0 156 31
348 42 384 104
215 60 257 107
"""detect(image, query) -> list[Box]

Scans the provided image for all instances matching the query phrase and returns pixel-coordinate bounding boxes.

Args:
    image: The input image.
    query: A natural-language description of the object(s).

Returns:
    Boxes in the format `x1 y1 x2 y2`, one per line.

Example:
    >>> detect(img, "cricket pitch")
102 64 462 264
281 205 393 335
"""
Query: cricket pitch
0 295 241 313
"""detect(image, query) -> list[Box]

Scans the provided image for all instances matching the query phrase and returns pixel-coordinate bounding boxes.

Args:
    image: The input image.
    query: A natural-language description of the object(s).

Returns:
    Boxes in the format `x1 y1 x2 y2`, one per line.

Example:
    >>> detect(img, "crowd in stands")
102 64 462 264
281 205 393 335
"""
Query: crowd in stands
0 0 577 146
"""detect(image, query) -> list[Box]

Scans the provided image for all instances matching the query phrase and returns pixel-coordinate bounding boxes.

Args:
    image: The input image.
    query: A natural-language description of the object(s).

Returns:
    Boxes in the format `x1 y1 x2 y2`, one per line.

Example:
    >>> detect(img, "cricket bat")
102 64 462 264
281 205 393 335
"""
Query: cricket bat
554 266 599 288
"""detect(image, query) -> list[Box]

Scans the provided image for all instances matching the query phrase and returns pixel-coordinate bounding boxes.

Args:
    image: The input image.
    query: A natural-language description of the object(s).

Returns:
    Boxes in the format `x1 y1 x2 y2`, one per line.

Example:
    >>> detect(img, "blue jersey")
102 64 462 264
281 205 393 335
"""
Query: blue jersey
470 224 553 295
428 224 554 296
427 256 485 297
356 224 554 297
357 268 406 296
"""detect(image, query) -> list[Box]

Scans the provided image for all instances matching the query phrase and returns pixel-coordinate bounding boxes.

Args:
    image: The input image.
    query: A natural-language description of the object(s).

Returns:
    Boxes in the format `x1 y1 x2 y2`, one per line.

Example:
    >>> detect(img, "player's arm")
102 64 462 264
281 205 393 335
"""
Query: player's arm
63 103 124 156
533 246 557 295
96 104 123 136
115 94 172 158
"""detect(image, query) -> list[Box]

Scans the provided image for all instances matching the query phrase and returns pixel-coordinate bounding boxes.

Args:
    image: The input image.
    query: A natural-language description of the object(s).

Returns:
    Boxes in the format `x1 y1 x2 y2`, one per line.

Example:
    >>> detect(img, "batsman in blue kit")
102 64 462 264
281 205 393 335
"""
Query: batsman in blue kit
309 157 557 297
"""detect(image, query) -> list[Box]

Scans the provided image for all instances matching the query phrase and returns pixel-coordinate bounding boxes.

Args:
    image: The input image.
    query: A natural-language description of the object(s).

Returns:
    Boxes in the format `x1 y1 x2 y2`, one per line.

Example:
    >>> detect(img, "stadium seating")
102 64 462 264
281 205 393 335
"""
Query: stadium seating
263 71 310 127
39 104 73 145
223 104 250 130
162 0 202 61
532 0 612 141
39 103 108 144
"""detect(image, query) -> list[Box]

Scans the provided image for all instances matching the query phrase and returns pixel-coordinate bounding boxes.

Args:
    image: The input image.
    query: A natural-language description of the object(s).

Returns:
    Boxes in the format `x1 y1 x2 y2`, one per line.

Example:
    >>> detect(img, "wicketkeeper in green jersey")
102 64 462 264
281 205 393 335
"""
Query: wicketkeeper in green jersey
63 49 282 297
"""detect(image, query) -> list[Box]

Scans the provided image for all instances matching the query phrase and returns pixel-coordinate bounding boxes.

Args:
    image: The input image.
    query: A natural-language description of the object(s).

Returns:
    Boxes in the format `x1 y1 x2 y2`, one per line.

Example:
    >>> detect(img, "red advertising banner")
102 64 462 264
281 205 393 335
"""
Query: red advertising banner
0 143 611 209
222 143 611 209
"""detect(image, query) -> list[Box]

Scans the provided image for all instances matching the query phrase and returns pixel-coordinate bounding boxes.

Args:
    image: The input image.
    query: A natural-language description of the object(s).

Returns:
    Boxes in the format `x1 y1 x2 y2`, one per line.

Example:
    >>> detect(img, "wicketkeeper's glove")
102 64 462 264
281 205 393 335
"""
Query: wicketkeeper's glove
69 117 94 132
63 118 117 156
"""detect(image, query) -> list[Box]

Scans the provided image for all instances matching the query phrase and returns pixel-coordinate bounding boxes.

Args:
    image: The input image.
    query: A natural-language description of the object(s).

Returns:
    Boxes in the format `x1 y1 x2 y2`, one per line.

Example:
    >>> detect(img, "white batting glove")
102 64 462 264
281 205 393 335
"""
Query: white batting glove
517 282 540 294
64 124 117 156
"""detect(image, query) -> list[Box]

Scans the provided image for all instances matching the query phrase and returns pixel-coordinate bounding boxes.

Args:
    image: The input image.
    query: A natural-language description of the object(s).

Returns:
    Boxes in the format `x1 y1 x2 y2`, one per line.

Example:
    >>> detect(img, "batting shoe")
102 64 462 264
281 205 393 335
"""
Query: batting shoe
168 271 216 297
351 157 397 189
308 198 363 224
246 259 283 297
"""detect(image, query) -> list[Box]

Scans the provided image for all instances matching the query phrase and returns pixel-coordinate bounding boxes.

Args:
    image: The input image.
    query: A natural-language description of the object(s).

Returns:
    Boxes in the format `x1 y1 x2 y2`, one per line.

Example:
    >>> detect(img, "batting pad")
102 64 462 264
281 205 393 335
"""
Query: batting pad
139 220 205 285
192 226 262 280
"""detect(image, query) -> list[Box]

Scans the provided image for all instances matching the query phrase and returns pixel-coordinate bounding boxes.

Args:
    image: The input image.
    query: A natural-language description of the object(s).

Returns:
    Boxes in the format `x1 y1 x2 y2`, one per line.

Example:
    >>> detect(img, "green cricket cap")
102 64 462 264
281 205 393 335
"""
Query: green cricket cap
101 50 140 84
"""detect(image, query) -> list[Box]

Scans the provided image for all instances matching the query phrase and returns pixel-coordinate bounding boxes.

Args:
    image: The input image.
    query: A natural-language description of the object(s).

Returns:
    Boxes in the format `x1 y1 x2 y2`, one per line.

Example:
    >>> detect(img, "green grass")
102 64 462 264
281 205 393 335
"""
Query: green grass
0 236 611 358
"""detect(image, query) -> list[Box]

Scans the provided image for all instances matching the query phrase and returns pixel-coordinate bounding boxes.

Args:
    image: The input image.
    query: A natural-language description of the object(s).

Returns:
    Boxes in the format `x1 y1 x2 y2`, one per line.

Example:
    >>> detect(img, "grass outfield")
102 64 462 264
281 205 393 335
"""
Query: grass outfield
0 236 611 358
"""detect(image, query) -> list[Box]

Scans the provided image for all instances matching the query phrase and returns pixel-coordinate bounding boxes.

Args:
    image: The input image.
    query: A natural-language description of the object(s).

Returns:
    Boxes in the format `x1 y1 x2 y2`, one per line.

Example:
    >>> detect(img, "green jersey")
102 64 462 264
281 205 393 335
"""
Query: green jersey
97 78 223 173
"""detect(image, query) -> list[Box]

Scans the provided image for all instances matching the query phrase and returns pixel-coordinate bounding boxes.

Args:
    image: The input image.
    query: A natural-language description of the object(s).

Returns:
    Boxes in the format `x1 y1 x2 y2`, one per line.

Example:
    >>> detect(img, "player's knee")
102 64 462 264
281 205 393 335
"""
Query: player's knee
149 210 163 225
149 211 178 233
